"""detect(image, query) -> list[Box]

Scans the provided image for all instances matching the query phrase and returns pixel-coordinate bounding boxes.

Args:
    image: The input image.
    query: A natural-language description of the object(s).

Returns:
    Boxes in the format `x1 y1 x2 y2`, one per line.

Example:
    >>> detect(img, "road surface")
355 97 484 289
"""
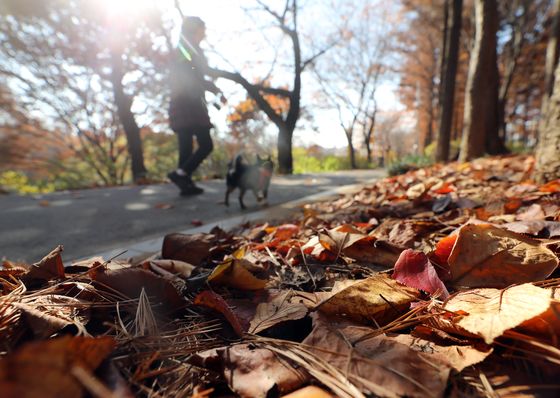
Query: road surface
0 169 384 263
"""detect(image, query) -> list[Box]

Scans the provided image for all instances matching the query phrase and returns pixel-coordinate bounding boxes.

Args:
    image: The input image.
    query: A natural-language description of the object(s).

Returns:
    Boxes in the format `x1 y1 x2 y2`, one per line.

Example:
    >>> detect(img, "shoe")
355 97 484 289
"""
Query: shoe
180 184 204 196
167 171 190 191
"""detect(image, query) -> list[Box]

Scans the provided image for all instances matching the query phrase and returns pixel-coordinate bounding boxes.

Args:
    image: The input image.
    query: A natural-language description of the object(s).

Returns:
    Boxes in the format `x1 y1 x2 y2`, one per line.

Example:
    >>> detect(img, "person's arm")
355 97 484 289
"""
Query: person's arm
199 50 227 103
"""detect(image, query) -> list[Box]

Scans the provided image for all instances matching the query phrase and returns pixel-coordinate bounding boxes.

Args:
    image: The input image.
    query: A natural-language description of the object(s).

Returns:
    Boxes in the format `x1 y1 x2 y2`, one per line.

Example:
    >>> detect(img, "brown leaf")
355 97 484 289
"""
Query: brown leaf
388 333 492 372
161 232 214 266
208 258 268 290
193 344 308 397
194 290 244 337
516 203 546 221
502 220 560 238
144 259 195 278
448 224 558 287
303 317 450 398
443 283 552 344
517 288 560 344
249 291 308 334
15 295 89 338
23 245 65 283
318 224 367 253
91 267 185 312
154 202 174 210
316 274 420 325
0 336 115 398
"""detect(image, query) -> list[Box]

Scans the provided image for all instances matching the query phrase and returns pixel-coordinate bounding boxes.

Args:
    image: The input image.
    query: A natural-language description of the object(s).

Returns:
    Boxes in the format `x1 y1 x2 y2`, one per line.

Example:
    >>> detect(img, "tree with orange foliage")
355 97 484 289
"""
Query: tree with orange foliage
397 1 444 153
225 92 288 156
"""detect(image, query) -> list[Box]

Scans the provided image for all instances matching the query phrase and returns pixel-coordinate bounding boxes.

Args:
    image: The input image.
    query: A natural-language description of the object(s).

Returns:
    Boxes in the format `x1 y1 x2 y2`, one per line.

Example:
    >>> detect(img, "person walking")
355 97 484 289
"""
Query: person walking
167 16 225 195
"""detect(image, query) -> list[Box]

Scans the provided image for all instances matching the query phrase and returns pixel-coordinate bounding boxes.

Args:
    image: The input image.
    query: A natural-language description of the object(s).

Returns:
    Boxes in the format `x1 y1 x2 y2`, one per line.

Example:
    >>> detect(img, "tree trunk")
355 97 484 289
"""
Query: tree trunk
277 125 294 175
544 0 560 101
539 0 560 133
535 1 560 183
346 130 357 169
436 0 462 162
110 49 147 182
459 0 500 162
534 62 560 183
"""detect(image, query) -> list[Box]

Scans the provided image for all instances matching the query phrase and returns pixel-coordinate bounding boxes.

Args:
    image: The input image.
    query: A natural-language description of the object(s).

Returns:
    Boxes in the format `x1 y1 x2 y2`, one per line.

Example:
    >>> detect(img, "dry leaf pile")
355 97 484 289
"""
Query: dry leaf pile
2 154 560 398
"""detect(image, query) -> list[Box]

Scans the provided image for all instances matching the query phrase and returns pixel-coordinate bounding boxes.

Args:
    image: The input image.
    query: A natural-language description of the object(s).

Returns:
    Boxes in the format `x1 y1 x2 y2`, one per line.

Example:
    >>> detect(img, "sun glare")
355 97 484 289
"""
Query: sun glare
97 0 155 19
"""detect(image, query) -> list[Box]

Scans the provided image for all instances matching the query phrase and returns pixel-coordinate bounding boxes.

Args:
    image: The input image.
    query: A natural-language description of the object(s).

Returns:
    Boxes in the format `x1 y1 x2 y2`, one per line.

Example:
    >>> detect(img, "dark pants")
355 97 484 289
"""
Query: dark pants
175 126 213 176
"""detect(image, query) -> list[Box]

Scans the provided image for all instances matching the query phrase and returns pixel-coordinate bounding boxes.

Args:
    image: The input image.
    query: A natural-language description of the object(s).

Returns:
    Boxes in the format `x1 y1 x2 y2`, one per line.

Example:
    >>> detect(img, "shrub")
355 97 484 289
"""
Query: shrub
387 154 433 176
0 170 55 194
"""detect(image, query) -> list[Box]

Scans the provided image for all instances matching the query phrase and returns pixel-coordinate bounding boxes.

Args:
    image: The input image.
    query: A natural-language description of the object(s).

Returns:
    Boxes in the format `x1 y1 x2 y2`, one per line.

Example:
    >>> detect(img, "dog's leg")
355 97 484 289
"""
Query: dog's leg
253 188 262 203
239 189 247 210
224 187 234 206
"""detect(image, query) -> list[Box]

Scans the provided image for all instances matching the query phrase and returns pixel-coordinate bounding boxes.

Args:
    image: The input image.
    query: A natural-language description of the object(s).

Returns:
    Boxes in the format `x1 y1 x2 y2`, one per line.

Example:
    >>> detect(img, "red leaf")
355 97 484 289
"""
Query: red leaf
434 235 457 265
434 182 454 194
194 290 243 337
539 179 560 193
392 249 449 299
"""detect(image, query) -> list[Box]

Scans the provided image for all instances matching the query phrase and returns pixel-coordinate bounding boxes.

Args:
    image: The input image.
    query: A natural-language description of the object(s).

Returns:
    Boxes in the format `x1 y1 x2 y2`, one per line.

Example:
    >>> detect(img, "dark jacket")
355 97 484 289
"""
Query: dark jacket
168 43 213 130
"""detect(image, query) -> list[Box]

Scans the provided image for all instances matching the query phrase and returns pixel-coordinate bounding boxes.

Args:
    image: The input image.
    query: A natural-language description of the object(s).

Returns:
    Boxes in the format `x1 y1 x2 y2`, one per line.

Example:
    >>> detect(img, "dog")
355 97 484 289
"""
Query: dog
225 154 273 209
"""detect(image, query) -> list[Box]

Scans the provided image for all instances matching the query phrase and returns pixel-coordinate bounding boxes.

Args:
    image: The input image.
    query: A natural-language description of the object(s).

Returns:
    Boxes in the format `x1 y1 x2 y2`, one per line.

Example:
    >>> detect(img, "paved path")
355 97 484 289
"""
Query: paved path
0 169 384 263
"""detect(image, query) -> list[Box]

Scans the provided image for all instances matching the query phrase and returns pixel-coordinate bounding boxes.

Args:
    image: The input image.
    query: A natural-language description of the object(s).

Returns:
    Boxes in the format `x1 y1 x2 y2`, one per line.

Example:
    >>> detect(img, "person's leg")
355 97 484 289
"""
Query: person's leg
182 126 213 176
168 128 193 192
176 128 193 172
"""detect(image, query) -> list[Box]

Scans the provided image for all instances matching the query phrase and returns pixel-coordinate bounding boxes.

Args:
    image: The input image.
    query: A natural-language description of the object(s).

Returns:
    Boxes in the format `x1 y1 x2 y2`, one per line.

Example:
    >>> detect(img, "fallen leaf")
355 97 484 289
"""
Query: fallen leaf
539 179 560 193
448 224 558 287
517 288 560 344
406 182 427 200
303 317 449 398
15 295 89 338
388 333 492 372
503 220 560 238
433 182 454 194
443 283 552 344
318 224 368 253
249 291 308 334
161 233 214 265
144 259 195 278
281 385 333 398
91 267 185 312
38 200 50 207
316 274 419 325
192 344 308 397
0 336 115 398
270 224 300 240
516 204 545 221
154 202 174 210
433 235 457 265
208 258 268 290
23 245 65 283
432 194 452 213
392 249 449 299
191 219 203 226
194 290 243 337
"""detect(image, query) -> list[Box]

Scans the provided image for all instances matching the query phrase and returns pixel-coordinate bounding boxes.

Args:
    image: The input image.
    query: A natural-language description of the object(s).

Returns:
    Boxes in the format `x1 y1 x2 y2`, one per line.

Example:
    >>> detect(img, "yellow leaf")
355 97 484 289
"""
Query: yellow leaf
444 283 552 344
316 274 419 324
208 259 267 290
